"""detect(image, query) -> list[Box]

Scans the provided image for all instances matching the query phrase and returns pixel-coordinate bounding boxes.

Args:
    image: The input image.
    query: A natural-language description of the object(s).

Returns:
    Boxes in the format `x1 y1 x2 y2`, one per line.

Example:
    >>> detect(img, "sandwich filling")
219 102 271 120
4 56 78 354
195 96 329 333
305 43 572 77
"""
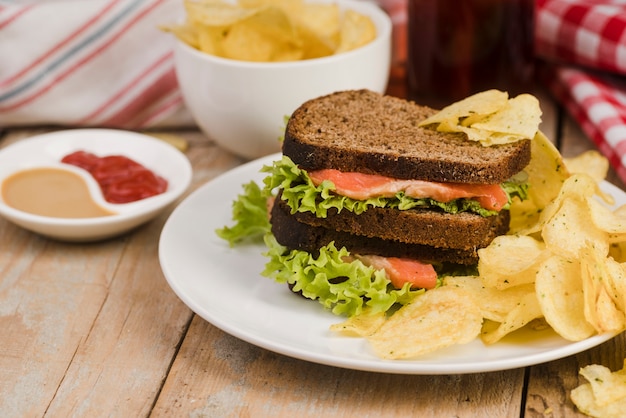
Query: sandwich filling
308 169 509 211
264 156 528 218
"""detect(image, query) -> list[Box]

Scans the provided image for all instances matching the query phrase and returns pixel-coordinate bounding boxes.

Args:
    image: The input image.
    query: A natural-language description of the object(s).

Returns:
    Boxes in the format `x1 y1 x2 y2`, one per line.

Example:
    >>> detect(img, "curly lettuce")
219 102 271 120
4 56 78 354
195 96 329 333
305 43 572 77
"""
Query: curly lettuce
216 181 270 245
262 234 422 316
262 156 528 218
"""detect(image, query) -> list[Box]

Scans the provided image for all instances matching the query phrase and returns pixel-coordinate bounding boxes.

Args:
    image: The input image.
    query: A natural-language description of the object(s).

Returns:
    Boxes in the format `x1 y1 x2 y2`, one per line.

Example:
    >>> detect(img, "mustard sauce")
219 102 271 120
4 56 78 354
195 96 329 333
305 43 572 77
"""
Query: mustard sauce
1 167 116 218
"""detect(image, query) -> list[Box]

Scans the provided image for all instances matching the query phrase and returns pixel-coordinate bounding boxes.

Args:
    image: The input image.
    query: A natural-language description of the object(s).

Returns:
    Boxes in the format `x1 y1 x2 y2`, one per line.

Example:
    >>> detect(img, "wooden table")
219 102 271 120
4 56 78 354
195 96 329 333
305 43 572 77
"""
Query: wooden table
1 82 625 418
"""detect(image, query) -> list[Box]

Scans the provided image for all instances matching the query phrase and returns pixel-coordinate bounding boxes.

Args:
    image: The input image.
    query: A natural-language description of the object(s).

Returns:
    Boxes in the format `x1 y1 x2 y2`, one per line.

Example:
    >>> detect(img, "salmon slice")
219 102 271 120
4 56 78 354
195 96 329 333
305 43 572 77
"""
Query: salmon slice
308 169 508 211
356 255 438 290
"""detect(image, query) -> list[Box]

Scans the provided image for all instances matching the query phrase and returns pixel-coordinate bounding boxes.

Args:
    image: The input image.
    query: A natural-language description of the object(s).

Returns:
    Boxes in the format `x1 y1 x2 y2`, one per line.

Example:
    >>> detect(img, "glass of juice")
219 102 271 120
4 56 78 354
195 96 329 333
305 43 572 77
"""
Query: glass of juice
407 0 535 108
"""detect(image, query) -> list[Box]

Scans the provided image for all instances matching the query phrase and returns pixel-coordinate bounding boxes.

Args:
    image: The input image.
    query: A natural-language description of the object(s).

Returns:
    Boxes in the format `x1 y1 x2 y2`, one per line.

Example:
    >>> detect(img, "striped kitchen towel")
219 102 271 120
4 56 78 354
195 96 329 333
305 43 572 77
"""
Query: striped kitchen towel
0 0 193 129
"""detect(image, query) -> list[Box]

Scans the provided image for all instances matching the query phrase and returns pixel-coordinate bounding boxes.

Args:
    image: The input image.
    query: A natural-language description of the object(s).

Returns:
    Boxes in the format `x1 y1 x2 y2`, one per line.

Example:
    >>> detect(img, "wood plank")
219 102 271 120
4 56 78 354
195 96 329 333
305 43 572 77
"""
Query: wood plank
153 316 524 417
0 129 242 416
0 219 128 416
42 212 192 416
525 334 626 417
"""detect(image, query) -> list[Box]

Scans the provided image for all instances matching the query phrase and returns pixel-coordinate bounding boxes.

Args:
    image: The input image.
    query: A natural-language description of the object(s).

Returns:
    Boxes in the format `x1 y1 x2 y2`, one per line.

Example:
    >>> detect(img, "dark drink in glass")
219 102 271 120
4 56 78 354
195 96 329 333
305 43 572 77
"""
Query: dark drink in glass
407 0 535 108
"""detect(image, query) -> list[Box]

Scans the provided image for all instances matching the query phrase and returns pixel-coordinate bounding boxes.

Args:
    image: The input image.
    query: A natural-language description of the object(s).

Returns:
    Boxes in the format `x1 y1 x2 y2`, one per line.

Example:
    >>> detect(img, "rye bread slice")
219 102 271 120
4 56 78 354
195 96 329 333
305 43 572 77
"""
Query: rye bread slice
270 198 485 265
273 196 510 252
283 89 531 184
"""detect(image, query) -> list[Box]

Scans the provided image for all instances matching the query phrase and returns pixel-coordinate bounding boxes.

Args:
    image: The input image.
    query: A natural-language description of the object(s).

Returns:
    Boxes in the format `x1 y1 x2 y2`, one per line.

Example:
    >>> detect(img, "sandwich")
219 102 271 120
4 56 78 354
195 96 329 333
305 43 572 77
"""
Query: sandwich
219 89 536 317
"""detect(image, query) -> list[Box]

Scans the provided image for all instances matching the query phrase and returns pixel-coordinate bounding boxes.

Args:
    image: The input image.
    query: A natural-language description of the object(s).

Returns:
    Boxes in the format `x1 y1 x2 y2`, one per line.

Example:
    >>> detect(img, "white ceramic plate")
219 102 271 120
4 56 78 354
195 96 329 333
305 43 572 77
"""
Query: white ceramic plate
159 153 618 374
0 129 192 242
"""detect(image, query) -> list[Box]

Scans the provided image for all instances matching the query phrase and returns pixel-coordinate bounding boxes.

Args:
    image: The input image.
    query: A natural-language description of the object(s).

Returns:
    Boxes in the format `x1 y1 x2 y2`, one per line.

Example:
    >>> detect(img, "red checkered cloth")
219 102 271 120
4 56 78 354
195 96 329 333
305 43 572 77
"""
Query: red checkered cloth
537 0 626 184
536 0 626 75
545 67 626 182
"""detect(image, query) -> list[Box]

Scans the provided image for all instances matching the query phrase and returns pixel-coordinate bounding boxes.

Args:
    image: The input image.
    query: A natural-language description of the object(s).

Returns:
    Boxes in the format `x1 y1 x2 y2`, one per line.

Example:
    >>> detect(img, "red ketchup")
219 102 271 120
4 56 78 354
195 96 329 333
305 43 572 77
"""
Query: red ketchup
61 151 168 203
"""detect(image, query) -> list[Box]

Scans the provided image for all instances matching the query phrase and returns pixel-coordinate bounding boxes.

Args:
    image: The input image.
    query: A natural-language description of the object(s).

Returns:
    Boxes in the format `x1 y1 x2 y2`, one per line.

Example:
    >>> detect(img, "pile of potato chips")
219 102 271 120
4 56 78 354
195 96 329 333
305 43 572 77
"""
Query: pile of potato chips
571 361 626 417
419 89 543 146
161 0 377 62
333 90 626 369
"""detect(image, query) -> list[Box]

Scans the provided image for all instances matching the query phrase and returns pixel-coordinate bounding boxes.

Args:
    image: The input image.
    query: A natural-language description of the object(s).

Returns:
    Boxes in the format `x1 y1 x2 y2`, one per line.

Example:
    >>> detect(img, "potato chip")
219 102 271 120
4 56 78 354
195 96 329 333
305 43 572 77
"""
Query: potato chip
588 198 626 239
580 243 626 333
596 286 625 333
480 291 542 345
160 22 200 49
572 361 626 416
222 7 304 61
609 242 626 263
195 23 227 55
293 3 339 58
367 287 482 359
418 89 509 128
185 0 263 26
418 90 542 146
471 94 542 144
443 276 536 325
581 363 626 406
162 0 377 62
572 383 626 418
297 2 340 43
603 258 626 313
564 150 609 182
478 235 546 289
335 9 377 53
330 309 386 337
509 131 569 235
453 125 493 143
295 25 335 59
535 255 595 341
518 172 601 240
542 196 609 261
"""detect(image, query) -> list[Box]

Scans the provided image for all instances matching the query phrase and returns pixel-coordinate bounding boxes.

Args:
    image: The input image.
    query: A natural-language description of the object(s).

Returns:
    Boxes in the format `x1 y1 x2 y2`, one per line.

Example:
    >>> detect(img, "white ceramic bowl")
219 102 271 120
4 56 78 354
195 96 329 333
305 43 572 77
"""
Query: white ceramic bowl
0 129 192 242
174 0 392 160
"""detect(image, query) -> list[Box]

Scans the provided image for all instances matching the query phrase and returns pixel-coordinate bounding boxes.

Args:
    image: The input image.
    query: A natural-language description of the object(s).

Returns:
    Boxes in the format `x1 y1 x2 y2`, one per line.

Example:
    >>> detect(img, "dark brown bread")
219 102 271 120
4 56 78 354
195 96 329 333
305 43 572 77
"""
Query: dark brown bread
273 196 510 252
270 198 488 265
283 89 531 184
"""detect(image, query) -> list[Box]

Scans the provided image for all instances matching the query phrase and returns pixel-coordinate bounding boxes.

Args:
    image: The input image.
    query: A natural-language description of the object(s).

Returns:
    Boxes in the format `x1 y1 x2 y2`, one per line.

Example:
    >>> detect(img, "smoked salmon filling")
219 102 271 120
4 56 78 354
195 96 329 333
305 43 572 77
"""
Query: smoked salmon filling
263 156 528 218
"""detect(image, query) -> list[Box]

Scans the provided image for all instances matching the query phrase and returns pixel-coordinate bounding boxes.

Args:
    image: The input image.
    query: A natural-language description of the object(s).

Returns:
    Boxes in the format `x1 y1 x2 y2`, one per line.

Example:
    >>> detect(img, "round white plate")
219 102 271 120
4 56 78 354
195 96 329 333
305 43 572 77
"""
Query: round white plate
158 153 618 374
0 129 192 241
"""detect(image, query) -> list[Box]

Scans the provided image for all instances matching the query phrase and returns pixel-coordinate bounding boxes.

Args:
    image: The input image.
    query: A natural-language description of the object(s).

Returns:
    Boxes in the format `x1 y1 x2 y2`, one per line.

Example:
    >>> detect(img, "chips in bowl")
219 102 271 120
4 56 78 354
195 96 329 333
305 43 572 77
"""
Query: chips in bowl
161 0 377 62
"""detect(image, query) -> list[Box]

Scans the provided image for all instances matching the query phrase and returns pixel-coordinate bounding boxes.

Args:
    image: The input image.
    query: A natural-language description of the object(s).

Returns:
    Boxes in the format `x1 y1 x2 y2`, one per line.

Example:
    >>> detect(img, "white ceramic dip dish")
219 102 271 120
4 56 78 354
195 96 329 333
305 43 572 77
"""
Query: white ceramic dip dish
0 129 192 242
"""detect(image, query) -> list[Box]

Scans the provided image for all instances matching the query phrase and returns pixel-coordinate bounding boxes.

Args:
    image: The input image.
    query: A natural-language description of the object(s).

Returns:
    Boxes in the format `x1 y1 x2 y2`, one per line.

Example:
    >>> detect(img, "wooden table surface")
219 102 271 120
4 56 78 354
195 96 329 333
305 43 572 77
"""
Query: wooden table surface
1 81 625 418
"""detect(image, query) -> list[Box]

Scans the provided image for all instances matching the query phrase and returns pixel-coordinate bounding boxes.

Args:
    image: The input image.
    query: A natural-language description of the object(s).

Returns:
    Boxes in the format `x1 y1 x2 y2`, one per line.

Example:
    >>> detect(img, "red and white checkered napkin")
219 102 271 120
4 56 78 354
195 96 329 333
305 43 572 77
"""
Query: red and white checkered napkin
536 0 626 75
545 67 626 182
0 0 193 129
536 0 626 184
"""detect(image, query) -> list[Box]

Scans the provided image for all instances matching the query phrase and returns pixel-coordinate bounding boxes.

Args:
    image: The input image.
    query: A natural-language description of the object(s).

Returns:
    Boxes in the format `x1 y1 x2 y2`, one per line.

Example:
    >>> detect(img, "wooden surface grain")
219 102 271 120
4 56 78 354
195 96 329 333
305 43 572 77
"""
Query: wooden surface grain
1 87 625 418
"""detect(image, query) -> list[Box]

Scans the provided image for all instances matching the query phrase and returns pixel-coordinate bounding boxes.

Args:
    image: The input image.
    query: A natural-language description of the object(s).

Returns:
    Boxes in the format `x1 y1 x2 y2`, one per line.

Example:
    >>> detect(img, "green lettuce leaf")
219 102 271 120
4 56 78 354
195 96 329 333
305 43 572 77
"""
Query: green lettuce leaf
216 181 270 246
261 234 422 317
262 156 528 218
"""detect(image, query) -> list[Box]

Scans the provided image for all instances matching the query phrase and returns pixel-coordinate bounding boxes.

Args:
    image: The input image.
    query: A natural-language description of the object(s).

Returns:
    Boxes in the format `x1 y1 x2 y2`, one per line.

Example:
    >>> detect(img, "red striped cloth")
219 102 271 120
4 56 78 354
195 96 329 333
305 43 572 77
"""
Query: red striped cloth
0 0 193 129
537 0 626 184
